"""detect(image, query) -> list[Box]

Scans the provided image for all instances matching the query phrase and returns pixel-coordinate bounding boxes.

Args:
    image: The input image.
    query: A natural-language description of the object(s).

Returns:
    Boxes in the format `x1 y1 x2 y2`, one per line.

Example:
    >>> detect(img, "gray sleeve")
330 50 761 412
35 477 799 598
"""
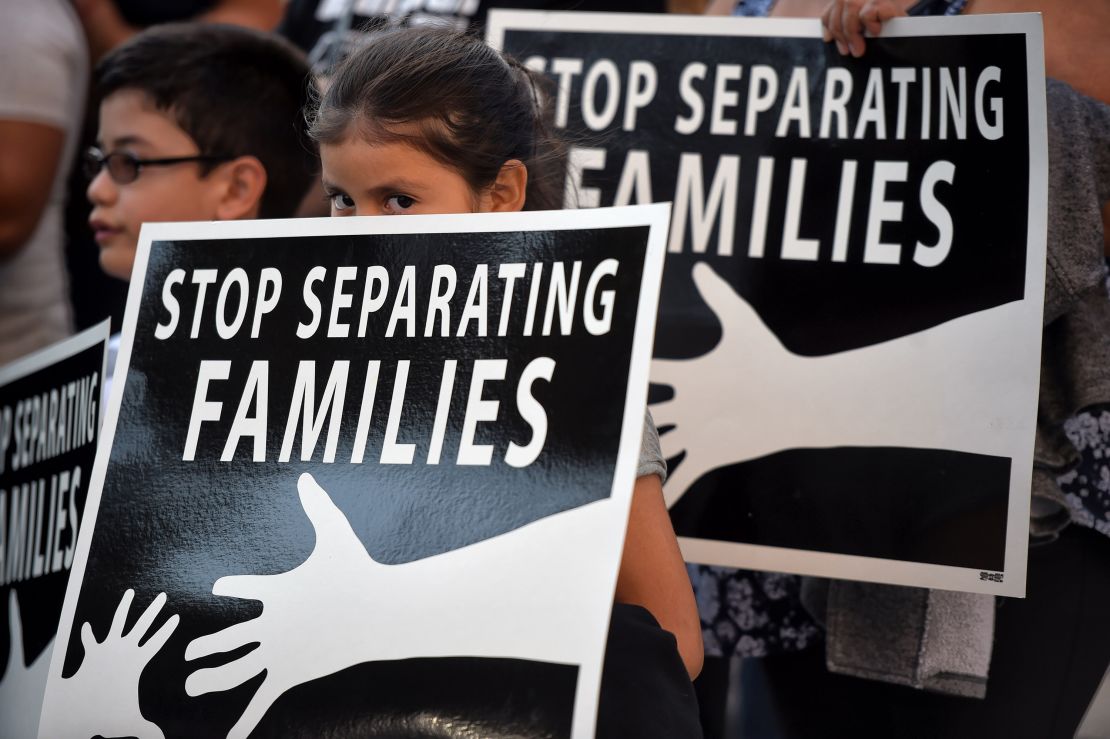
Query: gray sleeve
1043 78 1110 321
0 1 87 128
637 408 668 483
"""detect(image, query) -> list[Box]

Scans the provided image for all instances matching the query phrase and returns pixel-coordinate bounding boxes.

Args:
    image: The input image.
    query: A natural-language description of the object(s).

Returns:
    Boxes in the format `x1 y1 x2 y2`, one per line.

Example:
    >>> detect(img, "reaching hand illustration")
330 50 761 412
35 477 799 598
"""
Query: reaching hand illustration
651 262 1028 507
0 590 53 738
186 472 612 739
651 263 794 506
185 472 399 739
45 589 178 739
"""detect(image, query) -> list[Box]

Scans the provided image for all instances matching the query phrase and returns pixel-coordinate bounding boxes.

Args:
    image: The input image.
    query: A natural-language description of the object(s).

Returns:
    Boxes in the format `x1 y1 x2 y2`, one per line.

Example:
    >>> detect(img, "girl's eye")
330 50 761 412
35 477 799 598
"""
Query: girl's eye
386 194 416 212
329 192 355 211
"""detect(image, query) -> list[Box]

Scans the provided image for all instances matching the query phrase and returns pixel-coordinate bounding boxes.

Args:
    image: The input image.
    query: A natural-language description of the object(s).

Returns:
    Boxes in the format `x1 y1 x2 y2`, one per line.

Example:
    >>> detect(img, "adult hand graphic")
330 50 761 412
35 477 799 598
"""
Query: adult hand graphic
651 263 791 507
47 589 178 739
185 472 396 739
186 471 610 739
0 590 52 738
650 261 1026 508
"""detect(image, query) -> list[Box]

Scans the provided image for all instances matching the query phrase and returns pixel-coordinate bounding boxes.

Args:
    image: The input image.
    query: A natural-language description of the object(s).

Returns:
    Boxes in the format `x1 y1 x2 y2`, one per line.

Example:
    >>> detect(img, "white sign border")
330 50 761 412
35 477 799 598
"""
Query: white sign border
0 321 111 395
43 204 671 739
488 11 1048 598
1 320 110 739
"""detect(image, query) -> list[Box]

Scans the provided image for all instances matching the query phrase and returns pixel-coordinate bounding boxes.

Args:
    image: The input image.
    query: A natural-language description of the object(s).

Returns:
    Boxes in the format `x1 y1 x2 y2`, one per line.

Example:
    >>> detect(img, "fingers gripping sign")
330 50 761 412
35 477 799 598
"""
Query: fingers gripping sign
48 589 179 739
822 0 908 57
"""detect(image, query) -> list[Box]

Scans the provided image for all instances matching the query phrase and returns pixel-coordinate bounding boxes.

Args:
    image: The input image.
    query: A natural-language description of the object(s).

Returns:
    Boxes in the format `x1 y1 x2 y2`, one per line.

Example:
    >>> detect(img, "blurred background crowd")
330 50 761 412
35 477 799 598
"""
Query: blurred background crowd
1 0 1107 737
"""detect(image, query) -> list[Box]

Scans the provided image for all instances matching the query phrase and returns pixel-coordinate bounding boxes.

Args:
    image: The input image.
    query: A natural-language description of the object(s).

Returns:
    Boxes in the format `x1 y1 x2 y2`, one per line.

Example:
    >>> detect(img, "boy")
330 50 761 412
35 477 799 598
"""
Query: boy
86 22 316 280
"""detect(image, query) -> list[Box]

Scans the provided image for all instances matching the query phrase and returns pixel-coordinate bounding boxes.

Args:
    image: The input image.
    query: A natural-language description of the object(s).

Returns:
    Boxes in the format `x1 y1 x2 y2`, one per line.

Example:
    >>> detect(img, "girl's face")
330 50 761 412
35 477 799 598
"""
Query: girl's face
321 130 513 217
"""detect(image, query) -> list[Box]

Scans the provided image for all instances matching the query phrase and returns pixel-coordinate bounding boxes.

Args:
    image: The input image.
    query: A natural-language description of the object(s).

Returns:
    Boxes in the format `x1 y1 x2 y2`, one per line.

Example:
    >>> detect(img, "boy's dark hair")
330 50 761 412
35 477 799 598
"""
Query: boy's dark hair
96 23 317 219
309 28 565 211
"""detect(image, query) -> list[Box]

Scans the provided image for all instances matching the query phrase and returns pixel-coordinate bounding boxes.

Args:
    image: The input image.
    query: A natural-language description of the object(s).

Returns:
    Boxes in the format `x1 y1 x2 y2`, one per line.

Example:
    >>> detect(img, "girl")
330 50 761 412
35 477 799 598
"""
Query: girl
310 24 704 731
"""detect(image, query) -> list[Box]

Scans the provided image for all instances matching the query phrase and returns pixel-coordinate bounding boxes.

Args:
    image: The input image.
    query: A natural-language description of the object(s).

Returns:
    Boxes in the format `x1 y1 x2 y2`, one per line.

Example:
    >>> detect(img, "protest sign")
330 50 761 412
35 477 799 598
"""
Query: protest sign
39 205 667 738
0 323 109 737
489 12 1048 596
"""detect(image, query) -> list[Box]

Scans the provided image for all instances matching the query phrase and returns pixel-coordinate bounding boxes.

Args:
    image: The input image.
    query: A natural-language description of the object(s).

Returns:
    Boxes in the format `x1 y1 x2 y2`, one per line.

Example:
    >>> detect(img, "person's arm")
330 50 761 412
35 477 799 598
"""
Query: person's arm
1103 202 1110 258
772 0 838 17
0 120 64 259
74 0 283 61
615 474 704 678
668 0 710 11
198 0 283 30
704 0 740 14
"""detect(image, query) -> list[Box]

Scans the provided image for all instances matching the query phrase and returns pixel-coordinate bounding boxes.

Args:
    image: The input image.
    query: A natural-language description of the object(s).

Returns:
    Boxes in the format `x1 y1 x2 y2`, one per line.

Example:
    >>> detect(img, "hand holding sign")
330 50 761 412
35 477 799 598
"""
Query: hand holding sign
48 589 178 739
822 0 905 57
0 590 53 738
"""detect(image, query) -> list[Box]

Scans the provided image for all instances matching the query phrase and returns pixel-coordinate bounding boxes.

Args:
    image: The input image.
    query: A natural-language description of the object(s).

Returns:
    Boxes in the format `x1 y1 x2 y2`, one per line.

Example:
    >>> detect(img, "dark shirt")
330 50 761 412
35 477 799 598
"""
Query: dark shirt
113 0 217 27
280 0 665 74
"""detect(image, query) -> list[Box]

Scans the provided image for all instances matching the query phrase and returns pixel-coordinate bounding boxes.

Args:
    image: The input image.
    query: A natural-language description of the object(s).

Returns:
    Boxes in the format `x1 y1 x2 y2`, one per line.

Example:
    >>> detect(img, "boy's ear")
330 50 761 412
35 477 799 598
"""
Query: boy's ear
482 159 528 213
214 155 268 221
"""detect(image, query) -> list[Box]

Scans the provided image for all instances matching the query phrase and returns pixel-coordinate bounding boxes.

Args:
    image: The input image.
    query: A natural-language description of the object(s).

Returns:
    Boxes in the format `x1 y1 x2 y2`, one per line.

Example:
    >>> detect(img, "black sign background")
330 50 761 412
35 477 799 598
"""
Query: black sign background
500 24 1033 572
62 226 649 737
505 30 1029 356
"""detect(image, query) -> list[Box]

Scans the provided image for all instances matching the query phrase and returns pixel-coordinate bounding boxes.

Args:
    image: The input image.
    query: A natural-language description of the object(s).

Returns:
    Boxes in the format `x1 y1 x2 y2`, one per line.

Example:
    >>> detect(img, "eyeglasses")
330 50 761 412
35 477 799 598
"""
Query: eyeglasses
83 146 232 185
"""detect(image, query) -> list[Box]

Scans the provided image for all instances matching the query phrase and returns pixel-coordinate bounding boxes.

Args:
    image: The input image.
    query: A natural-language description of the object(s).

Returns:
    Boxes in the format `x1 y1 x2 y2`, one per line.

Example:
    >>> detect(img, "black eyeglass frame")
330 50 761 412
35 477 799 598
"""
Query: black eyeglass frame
83 146 234 185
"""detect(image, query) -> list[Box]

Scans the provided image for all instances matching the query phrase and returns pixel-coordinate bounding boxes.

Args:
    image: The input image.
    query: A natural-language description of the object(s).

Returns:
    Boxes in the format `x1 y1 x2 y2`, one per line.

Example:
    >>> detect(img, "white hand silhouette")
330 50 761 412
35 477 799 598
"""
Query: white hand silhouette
652 262 1033 507
44 589 179 739
0 590 52 738
186 472 614 739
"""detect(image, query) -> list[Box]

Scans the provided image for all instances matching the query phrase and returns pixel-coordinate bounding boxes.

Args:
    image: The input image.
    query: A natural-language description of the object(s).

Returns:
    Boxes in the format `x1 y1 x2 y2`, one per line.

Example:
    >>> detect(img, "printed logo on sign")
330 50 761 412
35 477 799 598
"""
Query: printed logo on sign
979 571 1004 583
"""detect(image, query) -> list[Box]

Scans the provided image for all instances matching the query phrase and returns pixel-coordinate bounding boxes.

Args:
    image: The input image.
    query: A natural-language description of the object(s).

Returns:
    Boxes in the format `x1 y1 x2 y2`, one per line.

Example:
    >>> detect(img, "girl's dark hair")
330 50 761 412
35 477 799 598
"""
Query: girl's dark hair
309 28 565 211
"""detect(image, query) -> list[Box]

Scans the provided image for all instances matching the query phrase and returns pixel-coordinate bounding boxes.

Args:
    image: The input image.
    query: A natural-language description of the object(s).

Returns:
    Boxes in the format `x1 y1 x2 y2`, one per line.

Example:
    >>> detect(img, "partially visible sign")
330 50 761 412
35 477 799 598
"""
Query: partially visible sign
490 12 1048 596
0 322 109 738
40 205 667 738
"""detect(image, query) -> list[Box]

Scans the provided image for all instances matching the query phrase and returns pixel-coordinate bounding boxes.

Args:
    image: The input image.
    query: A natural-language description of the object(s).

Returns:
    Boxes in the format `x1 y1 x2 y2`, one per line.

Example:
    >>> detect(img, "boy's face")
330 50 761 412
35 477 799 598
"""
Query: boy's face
88 89 228 280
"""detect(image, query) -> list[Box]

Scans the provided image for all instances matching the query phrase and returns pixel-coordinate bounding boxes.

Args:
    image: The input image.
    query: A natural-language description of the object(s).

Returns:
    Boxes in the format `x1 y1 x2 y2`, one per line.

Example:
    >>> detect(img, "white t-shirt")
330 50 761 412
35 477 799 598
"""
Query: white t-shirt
0 0 88 365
